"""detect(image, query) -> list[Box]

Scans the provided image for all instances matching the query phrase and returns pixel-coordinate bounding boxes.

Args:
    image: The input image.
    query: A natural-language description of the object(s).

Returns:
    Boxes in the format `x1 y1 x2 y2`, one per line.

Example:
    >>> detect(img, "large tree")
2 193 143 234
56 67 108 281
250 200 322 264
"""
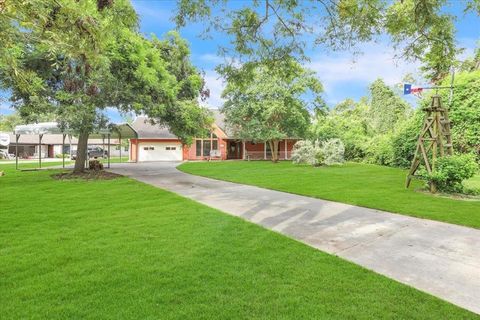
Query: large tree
0 0 211 172
174 0 478 83
222 61 323 162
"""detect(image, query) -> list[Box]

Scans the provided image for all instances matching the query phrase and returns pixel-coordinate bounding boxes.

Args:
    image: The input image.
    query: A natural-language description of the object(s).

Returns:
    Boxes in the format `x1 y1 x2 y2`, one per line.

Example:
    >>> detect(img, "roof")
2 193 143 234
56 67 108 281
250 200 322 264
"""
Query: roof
13 122 137 139
131 111 229 139
131 117 179 139
1 132 120 145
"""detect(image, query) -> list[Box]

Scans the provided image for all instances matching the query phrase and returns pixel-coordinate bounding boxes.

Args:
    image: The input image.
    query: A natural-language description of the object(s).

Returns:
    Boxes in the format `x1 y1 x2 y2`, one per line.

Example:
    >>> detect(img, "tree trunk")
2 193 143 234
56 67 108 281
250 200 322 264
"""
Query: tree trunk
269 140 279 163
73 130 89 173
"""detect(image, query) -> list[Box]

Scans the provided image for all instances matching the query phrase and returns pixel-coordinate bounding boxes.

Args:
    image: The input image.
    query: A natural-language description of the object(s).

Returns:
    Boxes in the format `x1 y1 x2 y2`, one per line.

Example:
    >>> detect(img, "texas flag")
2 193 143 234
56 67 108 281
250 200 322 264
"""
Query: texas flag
403 84 412 95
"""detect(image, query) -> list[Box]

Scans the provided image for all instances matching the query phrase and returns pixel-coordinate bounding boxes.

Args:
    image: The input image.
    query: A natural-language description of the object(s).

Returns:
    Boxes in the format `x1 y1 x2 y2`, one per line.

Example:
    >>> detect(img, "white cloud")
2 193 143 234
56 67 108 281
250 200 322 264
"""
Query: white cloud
200 70 225 109
198 53 225 65
308 43 422 91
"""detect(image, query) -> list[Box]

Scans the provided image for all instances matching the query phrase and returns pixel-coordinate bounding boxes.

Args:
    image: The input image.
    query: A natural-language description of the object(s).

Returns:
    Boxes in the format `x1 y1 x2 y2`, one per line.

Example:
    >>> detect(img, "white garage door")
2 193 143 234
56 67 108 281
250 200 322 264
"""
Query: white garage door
138 142 182 161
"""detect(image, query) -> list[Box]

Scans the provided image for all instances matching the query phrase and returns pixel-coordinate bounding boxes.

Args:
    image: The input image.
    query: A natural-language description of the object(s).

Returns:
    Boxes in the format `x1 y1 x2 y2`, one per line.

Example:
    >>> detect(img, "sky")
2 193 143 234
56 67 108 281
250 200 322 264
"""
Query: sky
1 0 479 122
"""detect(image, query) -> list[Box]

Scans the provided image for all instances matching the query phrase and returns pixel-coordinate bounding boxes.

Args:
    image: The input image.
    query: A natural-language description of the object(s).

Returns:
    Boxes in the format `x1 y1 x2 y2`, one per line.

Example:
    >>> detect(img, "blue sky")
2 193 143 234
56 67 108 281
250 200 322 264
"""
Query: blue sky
1 0 478 122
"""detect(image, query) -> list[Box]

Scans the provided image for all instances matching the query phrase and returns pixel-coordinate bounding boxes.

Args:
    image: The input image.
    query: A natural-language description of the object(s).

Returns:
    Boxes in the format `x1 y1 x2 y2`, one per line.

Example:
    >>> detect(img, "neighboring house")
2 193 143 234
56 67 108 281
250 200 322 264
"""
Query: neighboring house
129 110 298 162
0 132 122 158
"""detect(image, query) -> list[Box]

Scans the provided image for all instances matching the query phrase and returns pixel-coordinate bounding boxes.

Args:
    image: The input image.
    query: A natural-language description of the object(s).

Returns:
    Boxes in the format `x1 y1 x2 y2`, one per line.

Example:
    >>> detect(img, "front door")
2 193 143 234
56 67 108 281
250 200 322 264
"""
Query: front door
227 141 242 159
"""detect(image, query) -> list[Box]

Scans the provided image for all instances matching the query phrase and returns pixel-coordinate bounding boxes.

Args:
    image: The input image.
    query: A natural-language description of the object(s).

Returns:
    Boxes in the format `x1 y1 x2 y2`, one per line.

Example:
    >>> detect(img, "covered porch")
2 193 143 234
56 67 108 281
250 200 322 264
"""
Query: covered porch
226 139 296 160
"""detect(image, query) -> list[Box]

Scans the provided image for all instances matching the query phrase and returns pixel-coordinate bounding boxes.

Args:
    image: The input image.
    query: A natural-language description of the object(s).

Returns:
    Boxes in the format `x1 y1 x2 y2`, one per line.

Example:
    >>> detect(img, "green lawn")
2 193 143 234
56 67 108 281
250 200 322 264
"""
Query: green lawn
179 161 480 229
1 165 477 318
465 174 480 190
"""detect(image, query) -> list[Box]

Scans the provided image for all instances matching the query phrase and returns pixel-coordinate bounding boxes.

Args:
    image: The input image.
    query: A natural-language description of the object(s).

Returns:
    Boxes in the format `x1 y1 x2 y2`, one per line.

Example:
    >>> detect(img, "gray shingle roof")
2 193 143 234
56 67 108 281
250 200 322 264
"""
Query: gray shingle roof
131 117 178 139
132 110 230 139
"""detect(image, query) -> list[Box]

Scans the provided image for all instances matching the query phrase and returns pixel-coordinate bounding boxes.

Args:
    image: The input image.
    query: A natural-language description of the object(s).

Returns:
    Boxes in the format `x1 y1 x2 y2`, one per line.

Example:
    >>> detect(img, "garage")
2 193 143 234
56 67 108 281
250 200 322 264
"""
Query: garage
138 142 182 161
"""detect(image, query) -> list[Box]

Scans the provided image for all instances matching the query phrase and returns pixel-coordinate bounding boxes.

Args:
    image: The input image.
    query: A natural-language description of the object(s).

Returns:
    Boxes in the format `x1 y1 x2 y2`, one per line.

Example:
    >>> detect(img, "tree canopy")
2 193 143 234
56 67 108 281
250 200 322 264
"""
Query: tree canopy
222 61 323 162
0 0 212 171
174 0 479 83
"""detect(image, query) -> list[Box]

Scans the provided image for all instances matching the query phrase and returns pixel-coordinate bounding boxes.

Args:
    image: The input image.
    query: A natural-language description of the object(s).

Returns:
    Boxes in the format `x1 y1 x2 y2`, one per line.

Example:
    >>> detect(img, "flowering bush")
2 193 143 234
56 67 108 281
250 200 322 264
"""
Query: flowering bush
428 154 478 193
291 140 319 166
292 139 345 166
321 138 345 165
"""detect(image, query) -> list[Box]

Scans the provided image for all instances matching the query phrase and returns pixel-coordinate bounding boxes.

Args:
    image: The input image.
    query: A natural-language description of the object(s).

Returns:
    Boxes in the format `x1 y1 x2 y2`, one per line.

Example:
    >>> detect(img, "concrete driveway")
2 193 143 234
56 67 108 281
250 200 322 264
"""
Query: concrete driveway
109 161 480 314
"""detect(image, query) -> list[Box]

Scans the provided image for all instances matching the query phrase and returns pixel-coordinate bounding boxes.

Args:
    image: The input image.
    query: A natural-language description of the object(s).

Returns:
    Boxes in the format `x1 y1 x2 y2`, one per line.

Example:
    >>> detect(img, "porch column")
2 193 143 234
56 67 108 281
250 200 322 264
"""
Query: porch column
39 134 43 168
242 140 246 160
264 142 267 160
285 139 288 160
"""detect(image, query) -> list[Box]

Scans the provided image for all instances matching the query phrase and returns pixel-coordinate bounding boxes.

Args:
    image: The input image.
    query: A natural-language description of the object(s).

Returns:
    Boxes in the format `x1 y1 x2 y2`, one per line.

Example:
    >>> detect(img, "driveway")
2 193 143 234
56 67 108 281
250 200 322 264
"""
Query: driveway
109 162 480 314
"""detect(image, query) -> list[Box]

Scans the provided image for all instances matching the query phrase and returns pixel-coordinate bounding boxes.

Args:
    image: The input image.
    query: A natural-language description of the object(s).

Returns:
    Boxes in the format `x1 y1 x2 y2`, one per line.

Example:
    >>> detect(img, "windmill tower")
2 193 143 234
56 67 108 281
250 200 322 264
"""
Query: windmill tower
406 95 453 191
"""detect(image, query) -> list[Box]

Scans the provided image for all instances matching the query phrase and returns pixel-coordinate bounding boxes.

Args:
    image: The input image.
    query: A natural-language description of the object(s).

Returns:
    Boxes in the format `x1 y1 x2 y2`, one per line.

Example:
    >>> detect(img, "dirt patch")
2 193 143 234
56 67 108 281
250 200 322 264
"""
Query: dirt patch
52 170 122 181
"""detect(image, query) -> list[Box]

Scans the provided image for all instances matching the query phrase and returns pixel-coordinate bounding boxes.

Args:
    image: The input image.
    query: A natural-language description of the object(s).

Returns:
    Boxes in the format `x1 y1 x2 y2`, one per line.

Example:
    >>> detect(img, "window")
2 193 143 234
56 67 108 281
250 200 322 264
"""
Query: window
166 146 176 151
143 147 149 150
212 140 218 150
149 147 154 150
203 140 211 156
196 140 202 157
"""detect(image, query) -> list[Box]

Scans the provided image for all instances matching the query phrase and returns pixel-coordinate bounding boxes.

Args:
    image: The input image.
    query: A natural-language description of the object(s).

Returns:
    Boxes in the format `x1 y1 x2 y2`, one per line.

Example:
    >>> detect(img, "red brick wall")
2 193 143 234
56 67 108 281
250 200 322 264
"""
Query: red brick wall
129 137 299 161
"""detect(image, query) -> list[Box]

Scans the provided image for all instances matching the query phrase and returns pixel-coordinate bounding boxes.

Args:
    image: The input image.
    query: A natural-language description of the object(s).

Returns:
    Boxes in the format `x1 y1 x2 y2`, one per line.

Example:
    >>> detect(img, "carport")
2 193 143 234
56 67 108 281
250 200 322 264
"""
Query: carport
13 122 137 170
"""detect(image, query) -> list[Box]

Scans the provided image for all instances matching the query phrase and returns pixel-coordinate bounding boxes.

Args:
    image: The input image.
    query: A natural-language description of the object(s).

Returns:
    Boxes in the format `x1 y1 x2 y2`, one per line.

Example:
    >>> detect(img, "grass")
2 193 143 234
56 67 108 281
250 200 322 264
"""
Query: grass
465 174 480 191
1 165 478 319
179 161 480 229
0 156 128 170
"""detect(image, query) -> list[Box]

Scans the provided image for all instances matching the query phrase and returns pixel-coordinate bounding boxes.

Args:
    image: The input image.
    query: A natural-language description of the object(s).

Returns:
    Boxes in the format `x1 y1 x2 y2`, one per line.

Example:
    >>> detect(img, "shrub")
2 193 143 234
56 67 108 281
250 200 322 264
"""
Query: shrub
291 141 319 166
321 138 345 165
390 110 423 168
428 154 478 193
365 134 394 166
292 139 345 167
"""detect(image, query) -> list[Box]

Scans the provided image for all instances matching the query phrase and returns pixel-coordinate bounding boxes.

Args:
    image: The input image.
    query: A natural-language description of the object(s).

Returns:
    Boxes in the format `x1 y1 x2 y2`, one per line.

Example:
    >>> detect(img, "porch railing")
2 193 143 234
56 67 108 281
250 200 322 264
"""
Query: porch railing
244 151 290 160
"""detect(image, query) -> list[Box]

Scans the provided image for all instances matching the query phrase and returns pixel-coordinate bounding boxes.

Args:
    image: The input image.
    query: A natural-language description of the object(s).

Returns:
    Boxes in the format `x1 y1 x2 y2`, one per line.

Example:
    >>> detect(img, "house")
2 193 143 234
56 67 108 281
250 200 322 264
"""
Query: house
129 110 298 162
0 132 123 159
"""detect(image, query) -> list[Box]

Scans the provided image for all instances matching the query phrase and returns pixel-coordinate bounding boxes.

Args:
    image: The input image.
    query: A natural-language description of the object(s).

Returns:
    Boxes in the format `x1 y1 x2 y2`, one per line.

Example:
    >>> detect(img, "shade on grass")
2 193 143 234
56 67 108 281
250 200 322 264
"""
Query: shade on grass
0 164 477 319
179 161 480 229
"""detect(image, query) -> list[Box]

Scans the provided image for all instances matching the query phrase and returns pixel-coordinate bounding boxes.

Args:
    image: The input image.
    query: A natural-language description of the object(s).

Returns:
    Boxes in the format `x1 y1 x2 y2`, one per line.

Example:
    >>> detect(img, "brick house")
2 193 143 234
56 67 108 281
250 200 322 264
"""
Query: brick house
129 110 297 162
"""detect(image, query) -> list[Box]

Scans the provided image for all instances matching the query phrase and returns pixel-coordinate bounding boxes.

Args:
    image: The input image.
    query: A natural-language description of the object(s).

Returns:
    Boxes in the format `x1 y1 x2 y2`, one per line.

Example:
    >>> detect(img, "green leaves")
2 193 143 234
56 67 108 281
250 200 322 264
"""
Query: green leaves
175 0 477 83
222 62 323 143
0 0 211 146
428 154 478 193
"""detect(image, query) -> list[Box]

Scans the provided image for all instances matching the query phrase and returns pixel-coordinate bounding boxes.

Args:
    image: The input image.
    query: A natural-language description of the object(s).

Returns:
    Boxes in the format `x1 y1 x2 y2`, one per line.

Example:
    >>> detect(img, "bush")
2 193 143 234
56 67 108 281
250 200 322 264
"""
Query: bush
428 154 478 193
365 134 394 166
321 139 345 165
291 141 319 166
292 139 345 167
390 110 423 168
